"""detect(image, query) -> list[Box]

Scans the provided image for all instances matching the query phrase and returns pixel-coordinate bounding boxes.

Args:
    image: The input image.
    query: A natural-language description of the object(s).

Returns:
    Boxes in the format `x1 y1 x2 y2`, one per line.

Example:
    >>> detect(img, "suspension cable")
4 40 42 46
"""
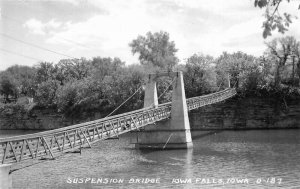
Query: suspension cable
9 86 144 172
136 78 176 134
158 78 176 100
147 78 176 108
232 80 238 88
216 78 225 91
105 85 143 118
109 77 176 114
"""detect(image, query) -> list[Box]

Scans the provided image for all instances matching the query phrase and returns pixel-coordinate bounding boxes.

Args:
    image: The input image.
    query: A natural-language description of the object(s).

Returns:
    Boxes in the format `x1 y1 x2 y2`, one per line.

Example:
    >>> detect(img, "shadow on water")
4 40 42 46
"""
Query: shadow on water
191 130 224 140
136 148 192 155
121 130 224 155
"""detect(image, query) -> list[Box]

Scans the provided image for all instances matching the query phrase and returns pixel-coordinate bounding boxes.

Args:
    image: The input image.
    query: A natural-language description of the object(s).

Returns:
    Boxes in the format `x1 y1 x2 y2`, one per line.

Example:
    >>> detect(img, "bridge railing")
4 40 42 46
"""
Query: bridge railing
0 88 236 164
187 88 237 110
0 104 172 164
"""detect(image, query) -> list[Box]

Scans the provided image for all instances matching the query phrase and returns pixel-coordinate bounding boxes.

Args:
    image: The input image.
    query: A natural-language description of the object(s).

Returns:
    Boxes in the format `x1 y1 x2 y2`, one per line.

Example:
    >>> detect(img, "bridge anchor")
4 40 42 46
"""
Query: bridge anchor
135 71 193 149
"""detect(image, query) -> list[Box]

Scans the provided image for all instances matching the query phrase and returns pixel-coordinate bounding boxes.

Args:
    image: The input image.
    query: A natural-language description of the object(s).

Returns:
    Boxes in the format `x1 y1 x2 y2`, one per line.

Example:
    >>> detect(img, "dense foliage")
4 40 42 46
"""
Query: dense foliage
129 31 179 71
1 33 300 121
254 0 300 38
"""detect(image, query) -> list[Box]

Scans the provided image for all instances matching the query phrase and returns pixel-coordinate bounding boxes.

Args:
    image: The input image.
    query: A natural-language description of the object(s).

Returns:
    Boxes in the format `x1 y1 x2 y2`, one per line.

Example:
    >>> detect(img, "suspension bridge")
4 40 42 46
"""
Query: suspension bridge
0 71 236 188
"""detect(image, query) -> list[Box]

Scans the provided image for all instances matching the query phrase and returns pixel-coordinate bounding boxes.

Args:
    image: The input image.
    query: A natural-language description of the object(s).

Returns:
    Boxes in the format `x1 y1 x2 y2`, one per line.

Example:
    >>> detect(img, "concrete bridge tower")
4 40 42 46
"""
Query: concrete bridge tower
135 71 193 149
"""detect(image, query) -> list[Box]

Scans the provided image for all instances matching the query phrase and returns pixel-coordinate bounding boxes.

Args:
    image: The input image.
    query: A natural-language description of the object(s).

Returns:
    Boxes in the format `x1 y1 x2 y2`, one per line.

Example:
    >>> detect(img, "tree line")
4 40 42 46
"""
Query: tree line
0 31 300 120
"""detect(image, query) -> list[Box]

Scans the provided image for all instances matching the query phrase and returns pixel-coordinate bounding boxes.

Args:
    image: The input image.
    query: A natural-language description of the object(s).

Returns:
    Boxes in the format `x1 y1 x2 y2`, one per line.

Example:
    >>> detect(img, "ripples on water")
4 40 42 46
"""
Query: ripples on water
1 130 300 188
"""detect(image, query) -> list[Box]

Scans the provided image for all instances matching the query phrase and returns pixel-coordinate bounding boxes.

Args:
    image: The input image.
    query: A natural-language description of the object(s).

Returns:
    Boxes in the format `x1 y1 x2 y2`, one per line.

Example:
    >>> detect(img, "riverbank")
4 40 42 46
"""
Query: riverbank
189 95 300 130
0 95 299 130
0 103 105 130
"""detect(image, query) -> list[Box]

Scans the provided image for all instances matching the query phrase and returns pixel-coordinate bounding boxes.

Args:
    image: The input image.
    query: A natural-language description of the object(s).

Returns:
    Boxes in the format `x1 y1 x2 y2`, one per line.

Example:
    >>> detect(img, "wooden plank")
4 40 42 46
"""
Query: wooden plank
148 110 153 122
109 121 118 137
102 123 110 136
100 123 104 138
53 135 62 151
155 109 160 120
25 139 34 159
73 130 77 147
2 142 9 164
40 137 48 156
65 132 74 148
41 137 55 159
62 133 66 152
95 126 102 139
153 109 157 120
140 113 145 124
130 116 140 131
19 140 26 161
122 118 128 130
35 138 40 158
92 128 96 141
158 109 161 119
49 135 54 149
9 142 18 162
84 128 92 141
76 129 83 145
118 119 125 131
80 129 92 148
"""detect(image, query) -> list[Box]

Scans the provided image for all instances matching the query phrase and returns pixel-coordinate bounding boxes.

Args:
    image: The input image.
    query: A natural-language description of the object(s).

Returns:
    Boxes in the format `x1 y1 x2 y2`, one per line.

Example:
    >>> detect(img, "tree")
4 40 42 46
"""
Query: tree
55 79 89 117
90 57 125 81
254 0 299 38
291 40 300 86
56 58 91 84
129 31 179 70
184 53 217 97
254 55 274 91
265 36 296 88
0 74 18 102
215 51 257 90
3 65 36 97
104 66 144 113
35 79 59 107
35 62 57 84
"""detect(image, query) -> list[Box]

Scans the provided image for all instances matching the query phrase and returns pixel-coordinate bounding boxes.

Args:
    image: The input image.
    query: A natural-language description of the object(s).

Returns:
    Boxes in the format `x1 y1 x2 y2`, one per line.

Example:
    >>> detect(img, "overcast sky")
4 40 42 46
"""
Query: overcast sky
0 0 299 71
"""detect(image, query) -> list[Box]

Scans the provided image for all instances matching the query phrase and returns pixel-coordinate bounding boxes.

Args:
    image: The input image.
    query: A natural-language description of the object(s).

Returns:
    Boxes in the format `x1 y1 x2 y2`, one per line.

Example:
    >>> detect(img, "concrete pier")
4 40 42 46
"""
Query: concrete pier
0 164 12 189
143 74 158 108
135 71 193 149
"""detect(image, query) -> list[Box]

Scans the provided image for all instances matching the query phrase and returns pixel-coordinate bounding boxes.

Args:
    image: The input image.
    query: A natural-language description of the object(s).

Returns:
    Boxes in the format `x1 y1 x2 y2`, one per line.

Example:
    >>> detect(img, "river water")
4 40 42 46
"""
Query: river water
1 129 300 189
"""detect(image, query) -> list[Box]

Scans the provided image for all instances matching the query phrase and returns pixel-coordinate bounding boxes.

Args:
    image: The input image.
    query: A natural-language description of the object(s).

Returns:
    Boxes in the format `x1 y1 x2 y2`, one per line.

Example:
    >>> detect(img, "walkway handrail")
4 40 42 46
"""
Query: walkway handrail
0 88 236 164
0 105 162 142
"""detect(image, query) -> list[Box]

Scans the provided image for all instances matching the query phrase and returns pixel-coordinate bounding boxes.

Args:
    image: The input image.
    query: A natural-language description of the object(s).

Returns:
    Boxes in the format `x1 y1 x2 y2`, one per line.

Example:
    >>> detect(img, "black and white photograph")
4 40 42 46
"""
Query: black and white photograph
0 0 300 188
